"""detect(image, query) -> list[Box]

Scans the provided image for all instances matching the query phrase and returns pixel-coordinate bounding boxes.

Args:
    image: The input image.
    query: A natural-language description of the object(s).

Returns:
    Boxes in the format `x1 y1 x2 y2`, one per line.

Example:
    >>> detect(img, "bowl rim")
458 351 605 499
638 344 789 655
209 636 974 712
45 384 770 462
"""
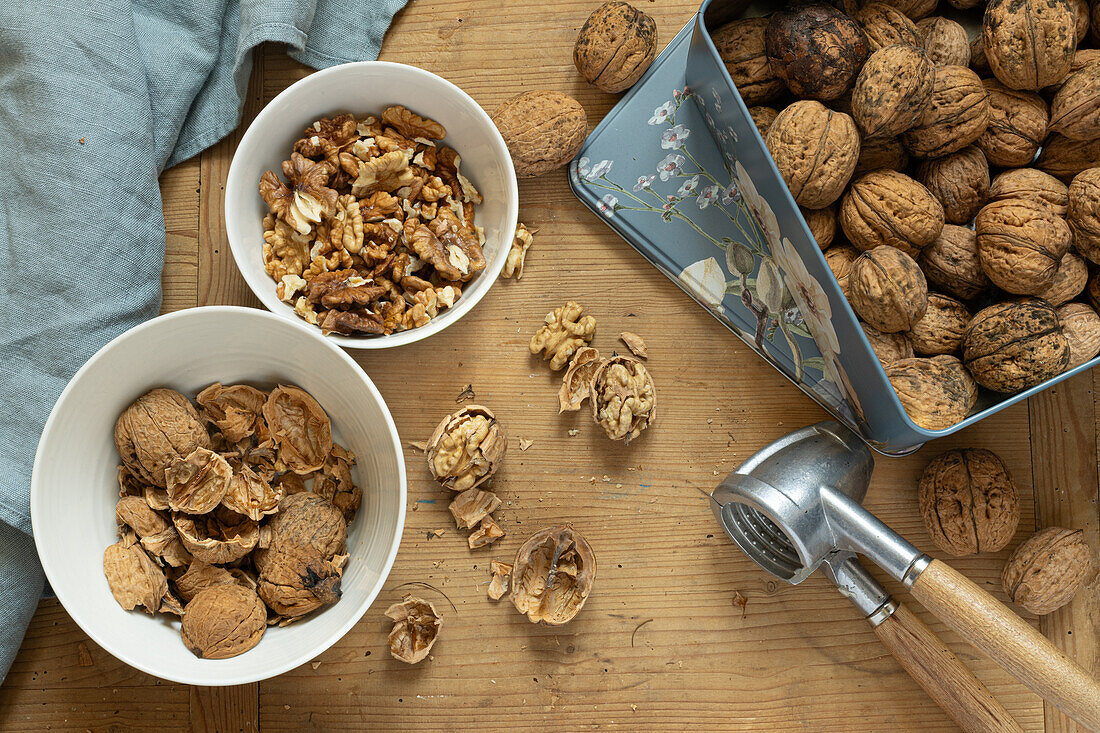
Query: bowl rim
30 305 407 685
225 60 519 350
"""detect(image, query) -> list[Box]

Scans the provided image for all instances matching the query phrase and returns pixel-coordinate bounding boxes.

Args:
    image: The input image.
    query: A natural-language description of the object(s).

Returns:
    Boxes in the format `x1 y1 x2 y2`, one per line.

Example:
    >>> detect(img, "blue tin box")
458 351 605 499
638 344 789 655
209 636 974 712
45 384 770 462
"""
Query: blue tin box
569 1 1099 454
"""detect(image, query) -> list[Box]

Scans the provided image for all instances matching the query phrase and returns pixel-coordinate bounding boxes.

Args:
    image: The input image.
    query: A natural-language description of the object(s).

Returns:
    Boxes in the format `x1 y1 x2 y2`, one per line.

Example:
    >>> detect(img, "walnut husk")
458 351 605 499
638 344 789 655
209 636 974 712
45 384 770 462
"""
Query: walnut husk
512 525 596 625
1002 527 1095 614
918 448 1020 556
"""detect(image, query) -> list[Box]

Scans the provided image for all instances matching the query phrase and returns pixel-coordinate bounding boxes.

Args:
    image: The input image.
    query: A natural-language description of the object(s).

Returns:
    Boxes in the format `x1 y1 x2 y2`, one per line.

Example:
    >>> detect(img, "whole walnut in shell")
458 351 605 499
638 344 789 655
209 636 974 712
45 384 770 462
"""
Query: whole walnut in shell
849 245 929 332
975 199 1073 295
573 1 658 93
989 168 1068 216
1058 302 1100 367
427 404 507 491
824 243 860 297
975 80 1049 168
1038 253 1088 306
916 16 970 66
918 448 1020 556
983 0 1077 91
915 146 990 225
1049 63 1100 141
103 540 168 614
885 356 973 429
764 3 870 100
766 101 860 209
386 595 442 664
852 45 936 139
839 170 945 257
1036 134 1100 181
909 293 970 355
1068 167 1100 262
931 354 980 409
711 18 784 106
114 388 211 488
861 322 914 365
878 0 939 20
856 2 921 50
802 206 836 249
963 298 1071 392
902 65 990 159
970 34 990 74
748 106 780 136
180 585 266 659
491 91 587 179
919 224 990 300
1002 527 1095 614
590 355 656 442
262 385 333 475
512 525 596 625
854 136 910 176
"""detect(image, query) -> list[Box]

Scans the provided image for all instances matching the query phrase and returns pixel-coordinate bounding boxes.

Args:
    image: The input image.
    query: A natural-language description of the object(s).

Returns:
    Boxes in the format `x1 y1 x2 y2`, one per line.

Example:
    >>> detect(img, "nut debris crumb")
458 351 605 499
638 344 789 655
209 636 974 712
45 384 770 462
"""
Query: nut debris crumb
518 438 533 451
455 384 476 403
409 440 429 452
568 429 580 436
76 643 93 667
427 529 446 539
618 332 648 358
732 590 748 618
488 560 513 600
311 661 321 670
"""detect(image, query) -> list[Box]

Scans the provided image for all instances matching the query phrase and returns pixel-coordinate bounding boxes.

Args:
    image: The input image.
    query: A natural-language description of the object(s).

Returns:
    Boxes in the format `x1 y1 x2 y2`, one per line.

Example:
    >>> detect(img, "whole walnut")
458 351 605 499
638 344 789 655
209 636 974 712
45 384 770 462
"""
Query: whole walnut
765 3 870 100
909 293 970 355
1074 0 1090 41
802 205 836 249
981 78 1047 167
861 321 914 365
919 224 990 299
970 34 990 75
988 168 1068 216
1090 269 1100 311
748 106 779 137
1002 527 1095 614
916 16 970 66
963 298 1071 393
885 357 972 429
902 66 991 158
1049 63 1100 141
975 199 1073 294
573 1 658 93
855 136 910 176
852 45 936 138
1036 134 1100 181
878 0 940 19
491 91 587 178
1058 302 1100 367
915 146 990 224
840 170 945 256
918 448 1020 556
856 2 922 50
849 245 929 332
711 18 784 106
1070 48 1100 73
114 389 211 488
1068 167 1100 262
766 101 860 209
180 585 266 659
931 353 980 409
983 0 1077 91
1037 253 1088 306
824 243 860 297
253 493 347 573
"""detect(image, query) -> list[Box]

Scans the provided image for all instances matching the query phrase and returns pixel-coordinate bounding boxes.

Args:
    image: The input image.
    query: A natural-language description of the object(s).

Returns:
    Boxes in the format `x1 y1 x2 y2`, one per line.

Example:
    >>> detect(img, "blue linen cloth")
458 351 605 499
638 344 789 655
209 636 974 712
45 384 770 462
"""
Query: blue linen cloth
0 0 406 683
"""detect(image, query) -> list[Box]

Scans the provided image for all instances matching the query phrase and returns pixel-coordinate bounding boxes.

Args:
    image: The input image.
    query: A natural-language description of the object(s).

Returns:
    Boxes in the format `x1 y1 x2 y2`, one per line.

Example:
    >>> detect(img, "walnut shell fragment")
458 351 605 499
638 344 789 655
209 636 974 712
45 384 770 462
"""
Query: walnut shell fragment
174 560 249 603
963 298 1070 393
512 525 596 625
559 347 602 413
1002 527 1095 614
427 405 507 491
115 496 190 567
918 448 1020 556
492 91 587 178
448 488 502 529
488 560 513 601
174 509 260 565
386 595 442 664
530 301 597 370
573 1 658 93
165 448 232 515
181 585 266 659
262 385 333 474
221 464 284 522
196 383 267 444
619 332 648 359
114 388 211 488
103 540 168 614
469 516 506 549
590 355 656 443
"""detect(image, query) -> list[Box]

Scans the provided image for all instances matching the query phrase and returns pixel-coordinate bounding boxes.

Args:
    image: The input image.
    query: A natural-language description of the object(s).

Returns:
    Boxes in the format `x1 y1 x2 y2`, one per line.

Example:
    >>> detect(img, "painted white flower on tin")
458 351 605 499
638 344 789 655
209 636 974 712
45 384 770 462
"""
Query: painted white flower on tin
696 184 721 209
734 160 780 248
657 153 686 181
634 174 655 191
649 101 675 125
678 257 726 309
575 156 591 178
661 124 690 149
677 175 700 197
588 159 613 179
597 193 618 218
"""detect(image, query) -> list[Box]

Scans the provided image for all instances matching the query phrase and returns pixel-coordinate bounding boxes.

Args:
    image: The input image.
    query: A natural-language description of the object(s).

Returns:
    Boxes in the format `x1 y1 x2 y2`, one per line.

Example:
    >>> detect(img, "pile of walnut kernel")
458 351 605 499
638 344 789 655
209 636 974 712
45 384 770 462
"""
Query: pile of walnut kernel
259 106 486 336
104 383 359 659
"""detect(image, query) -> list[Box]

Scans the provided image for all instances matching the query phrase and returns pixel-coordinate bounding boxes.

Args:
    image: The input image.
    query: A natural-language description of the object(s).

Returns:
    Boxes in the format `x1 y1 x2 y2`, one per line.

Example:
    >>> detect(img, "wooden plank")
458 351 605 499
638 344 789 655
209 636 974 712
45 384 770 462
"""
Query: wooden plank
190 685 258 733
160 156 199 313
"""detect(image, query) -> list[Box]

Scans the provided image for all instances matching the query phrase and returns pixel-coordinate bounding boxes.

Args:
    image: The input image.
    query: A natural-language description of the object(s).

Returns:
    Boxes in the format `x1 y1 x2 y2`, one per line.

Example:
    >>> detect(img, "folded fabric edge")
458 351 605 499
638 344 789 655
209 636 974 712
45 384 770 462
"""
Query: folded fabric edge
0 519 47 685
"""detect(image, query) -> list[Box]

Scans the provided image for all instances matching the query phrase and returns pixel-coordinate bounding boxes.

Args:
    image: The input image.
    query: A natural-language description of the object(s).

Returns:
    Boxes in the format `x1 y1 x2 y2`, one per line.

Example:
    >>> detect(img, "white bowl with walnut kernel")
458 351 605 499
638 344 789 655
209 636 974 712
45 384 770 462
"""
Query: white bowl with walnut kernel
225 61 519 348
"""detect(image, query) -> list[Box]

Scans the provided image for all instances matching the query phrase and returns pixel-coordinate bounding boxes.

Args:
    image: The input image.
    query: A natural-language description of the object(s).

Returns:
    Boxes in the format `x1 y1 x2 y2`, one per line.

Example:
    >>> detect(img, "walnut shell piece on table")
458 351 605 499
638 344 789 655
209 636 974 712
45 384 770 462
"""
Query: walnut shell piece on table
1068 167 1100 262
590 355 656 443
448 488 502 530
915 146 990 225
262 385 333 475
766 101 860 209
530 301 597 370
840 170 945 257
916 16 970 66
851 45 936 139
918 448 1020 556
764 2 870 101
469 516 506 549
114 388 211 489
491 91 587 179
164 448 232 515
488 561 513 601
988 168 1068 216
427 404 507 491
856 2 922 51
559 347 602 413
710 18 785 106
1036 134 1100 181
573 1 658 93
975 80 1049 169
963 298 1071 393
885 356 973 429
386 594 442 664
982 0 1077 91
909 293 970 355
1038 253 1088 306
824 243 860 298
1002 527 1095 614
103 540 168 614
974 199 1073 295
1049 63 1100 141
861 322 914 366
174 509 260 565
180 585 266 660
849 245 929 333
512 524 596 625
1058 302 1100 368
854 137 910 176
902 65 991 159
918 224 990 300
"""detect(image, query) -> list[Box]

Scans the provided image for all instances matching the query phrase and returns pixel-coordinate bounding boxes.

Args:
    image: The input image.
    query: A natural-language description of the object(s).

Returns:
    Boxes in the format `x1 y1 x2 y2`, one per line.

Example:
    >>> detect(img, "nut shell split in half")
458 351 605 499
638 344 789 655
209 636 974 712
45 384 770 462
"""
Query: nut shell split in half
180 584 267 660
1002 527 1095 614
512 525 596 625
559 347 602 413
427 405 507 491
262 385 333 474
114 388 211 488
590 355 656 443
918 448 1020 556
386 595 442 664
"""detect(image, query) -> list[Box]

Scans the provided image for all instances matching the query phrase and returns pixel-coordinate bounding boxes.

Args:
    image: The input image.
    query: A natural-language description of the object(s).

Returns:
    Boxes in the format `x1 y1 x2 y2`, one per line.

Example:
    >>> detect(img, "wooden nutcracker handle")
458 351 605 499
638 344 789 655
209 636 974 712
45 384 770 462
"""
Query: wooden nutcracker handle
873 603 1023 733
910 559 1100 731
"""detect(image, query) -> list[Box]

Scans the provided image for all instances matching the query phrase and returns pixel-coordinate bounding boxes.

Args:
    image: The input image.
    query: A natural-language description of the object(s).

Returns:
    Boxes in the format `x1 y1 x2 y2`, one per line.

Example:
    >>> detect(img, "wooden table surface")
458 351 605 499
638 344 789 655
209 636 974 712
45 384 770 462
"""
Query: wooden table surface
2 1 1098 730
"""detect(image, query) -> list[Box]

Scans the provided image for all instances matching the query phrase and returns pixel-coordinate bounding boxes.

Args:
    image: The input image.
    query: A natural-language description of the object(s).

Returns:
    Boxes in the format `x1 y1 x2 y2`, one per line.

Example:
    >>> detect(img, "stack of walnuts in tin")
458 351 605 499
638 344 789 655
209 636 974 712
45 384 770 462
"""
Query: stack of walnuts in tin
713 0 1100 430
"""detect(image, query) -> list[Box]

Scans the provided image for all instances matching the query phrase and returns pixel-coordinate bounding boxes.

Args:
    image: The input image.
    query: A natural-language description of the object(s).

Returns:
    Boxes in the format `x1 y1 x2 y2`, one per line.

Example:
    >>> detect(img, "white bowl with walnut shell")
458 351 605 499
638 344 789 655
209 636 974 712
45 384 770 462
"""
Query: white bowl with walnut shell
31 307 406 685
225 61 519 348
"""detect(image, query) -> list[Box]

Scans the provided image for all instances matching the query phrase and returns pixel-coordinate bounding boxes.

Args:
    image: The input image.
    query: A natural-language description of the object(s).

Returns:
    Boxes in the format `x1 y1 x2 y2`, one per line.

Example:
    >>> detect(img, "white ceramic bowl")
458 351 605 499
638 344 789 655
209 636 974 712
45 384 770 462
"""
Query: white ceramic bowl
31 307 406 685
225 61 519 349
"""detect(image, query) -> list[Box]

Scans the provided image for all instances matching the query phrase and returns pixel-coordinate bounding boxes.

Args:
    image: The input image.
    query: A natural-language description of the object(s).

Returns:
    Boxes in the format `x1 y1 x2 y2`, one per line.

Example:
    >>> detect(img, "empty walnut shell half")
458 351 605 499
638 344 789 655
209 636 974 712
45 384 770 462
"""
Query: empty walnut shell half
918 448 1020 556
386 594 442 664
512 525 596 625
114 388 211 488
559 347 602 413
103 539 168 614
181 584 267 659
196 383 267 444
1002 527 1095 615
427 405 507 491
262 385 333 474
164 447 232 515
174 508 260 565
590 355 656 443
